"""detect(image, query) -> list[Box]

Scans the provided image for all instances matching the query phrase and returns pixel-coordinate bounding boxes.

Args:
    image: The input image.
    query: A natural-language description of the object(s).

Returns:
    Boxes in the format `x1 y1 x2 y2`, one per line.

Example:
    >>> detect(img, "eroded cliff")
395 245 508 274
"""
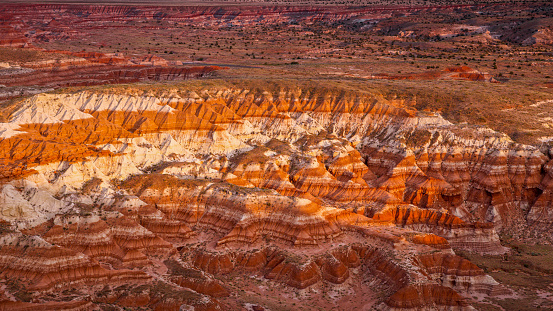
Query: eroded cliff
0 82 547 309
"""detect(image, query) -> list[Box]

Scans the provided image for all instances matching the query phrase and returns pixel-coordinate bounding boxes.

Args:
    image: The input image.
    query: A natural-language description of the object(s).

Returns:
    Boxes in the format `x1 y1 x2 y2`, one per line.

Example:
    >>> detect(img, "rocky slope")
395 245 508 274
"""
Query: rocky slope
0 82 549 309
0 48 222 93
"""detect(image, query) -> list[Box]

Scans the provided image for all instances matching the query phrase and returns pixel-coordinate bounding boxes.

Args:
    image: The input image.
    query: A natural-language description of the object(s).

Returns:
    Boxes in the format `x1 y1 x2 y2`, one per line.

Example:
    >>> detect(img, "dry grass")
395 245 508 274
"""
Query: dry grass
0 47 73 64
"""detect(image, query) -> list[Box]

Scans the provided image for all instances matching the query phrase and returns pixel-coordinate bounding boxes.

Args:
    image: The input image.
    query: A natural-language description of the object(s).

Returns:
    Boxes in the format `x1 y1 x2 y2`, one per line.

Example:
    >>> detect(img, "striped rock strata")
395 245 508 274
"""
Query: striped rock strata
1 84 547 309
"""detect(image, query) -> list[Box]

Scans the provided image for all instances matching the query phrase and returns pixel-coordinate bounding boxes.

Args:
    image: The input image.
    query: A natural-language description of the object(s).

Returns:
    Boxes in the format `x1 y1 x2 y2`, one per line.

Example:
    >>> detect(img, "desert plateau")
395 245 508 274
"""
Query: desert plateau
0 1 552 310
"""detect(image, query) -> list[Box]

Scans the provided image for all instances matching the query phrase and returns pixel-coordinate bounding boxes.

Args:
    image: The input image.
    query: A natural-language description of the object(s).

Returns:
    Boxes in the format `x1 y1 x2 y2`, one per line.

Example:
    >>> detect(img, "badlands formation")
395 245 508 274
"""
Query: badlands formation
0 1 552 310
1 83 552 310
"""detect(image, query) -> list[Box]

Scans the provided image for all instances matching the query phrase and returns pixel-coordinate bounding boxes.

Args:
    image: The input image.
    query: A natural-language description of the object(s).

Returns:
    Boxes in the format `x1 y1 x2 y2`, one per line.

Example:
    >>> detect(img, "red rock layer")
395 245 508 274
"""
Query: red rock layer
41 218 126 265
417 253 484 278
185 244 408 291
415 253 503 294
121 174 371 247
37 212 182 269
225 138 401 210
412 234 450 249
134 205 195 241
386 284 471 310
0 26 28 48
374 66 497 82
361 137 548 234
372 206 505 254
0 300 95 311
0 240 150 291
0 3 484 41
526 158 553 237
107 216 176 260
0 64 221 88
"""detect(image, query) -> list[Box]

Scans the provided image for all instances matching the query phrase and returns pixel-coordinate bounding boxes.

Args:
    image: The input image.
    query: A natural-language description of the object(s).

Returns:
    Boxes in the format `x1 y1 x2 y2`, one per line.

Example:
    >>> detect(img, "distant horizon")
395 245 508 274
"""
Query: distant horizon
0 0 547 6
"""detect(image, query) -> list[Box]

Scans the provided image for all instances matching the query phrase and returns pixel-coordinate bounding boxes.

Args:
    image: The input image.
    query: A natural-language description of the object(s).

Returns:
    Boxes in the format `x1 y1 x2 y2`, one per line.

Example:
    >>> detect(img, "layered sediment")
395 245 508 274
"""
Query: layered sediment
0 83 548 309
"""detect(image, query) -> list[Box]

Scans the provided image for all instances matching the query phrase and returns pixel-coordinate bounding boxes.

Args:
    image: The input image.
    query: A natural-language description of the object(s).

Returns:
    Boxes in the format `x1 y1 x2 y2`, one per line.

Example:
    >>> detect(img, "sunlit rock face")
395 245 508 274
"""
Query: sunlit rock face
3 83 549 310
